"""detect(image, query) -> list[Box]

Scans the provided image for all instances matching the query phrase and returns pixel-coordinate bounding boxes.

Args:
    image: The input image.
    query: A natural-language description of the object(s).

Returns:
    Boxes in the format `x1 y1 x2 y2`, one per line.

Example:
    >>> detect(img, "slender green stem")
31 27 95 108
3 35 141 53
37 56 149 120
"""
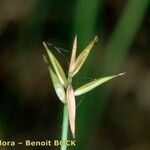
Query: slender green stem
61 104 69 150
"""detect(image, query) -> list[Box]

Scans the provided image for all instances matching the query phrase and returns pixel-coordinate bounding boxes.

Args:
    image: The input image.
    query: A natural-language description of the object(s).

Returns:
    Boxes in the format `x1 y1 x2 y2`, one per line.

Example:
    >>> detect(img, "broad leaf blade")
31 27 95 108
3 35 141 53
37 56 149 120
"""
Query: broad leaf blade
72 36 98 76
74 73 125 96
69 36 77 75
43 42 67 87
49 67 66 103
66 84 76 138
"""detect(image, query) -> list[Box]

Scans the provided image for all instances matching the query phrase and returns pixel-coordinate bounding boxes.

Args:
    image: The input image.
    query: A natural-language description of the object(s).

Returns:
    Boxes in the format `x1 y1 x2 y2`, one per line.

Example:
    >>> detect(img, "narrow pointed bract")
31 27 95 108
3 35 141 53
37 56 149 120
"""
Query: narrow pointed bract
69 36 77 75
66 84 76 138
49 67 66 103
74 72 126 96
43 42 67 87
72 36 98 76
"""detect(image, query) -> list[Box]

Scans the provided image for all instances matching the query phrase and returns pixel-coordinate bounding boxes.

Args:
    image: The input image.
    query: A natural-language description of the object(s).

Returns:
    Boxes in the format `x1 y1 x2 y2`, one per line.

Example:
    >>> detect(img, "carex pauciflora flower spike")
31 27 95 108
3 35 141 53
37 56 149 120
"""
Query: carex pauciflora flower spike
43 36 125 138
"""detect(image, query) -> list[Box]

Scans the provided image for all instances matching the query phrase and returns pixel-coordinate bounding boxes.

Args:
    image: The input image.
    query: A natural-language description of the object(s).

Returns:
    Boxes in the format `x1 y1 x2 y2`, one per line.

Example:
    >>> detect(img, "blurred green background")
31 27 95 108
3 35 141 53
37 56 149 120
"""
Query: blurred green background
0 0 150 149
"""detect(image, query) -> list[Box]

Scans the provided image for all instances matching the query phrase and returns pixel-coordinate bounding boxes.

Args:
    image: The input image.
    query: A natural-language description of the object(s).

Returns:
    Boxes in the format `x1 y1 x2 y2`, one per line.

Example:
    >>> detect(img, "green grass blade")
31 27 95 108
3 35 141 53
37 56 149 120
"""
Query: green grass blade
74 73 125 96
43 42 67 87
49 67 66 103
72 36 98 76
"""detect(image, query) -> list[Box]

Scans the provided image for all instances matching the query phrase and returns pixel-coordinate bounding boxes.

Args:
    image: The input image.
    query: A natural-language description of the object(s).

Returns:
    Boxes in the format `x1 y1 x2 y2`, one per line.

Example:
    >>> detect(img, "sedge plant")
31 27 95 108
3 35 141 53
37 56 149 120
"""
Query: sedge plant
43 36 125 150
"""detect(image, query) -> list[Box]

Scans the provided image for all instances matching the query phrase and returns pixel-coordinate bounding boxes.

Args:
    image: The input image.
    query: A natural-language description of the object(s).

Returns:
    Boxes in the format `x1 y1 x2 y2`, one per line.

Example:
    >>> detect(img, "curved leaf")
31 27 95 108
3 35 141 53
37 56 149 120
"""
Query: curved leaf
74 72 125 96
43 42 67 87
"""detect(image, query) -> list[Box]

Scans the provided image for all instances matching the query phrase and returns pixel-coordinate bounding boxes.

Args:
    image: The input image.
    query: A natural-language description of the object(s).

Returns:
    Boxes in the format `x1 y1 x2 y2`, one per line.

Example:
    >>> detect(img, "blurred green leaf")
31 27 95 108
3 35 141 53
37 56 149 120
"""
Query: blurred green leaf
49 67 66 103
73 0 149 148
74 73 125 96
43 42 67 87
72 36 98 76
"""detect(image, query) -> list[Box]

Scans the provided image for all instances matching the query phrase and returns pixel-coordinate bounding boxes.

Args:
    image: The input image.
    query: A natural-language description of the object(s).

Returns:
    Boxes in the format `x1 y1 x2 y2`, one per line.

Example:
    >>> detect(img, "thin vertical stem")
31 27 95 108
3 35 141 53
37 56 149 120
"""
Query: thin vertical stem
61 104 69 150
